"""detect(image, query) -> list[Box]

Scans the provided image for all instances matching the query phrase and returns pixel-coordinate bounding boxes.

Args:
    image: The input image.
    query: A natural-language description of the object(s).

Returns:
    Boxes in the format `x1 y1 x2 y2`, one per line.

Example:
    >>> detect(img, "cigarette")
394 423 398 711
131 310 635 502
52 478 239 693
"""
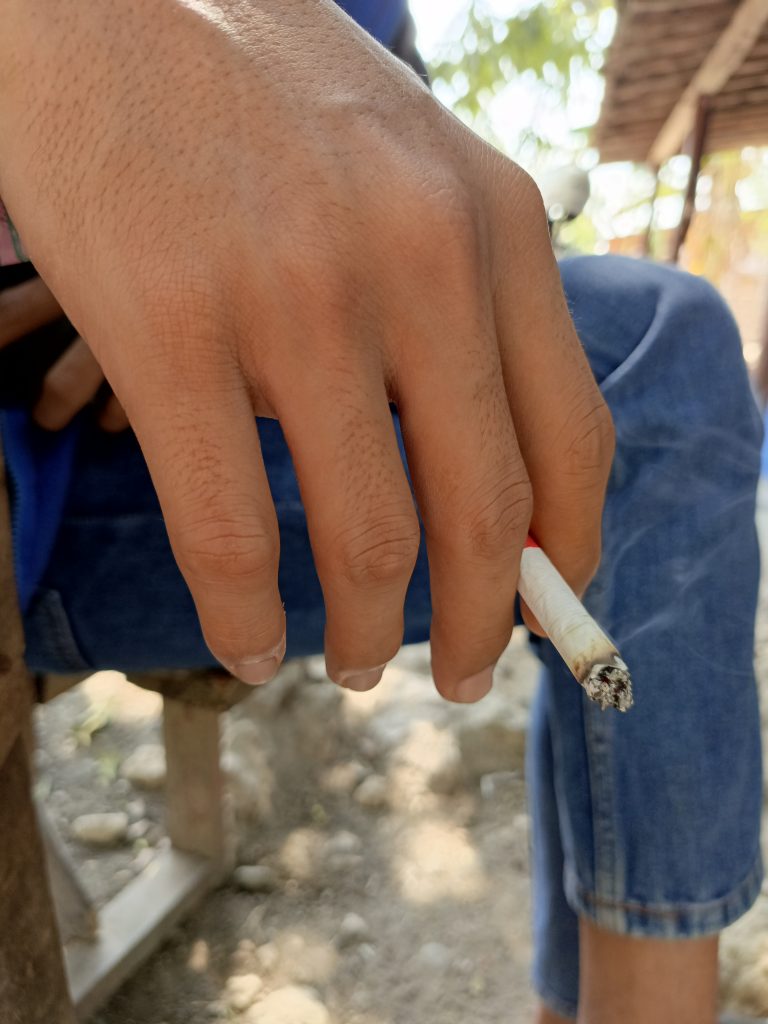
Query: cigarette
518 539 634 712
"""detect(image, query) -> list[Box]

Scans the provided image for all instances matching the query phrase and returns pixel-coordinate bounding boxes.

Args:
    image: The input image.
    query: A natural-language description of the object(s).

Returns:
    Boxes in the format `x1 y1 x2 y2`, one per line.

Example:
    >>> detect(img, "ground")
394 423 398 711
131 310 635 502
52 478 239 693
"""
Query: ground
33 486 768 1024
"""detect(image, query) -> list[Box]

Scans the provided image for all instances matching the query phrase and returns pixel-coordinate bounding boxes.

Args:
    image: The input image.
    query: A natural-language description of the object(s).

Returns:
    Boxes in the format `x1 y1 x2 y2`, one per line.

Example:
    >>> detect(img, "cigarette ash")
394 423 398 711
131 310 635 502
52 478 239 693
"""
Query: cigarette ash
582 657 634 712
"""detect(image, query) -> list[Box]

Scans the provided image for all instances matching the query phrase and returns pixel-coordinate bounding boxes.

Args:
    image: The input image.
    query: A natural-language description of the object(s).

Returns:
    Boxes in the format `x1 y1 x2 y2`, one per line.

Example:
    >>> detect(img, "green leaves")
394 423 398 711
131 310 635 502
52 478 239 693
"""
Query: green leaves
430 0 611 123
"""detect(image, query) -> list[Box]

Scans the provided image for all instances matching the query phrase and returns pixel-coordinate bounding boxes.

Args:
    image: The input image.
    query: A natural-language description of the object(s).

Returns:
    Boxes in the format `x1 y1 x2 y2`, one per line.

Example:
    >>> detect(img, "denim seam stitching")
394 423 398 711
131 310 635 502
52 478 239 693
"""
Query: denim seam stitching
583 694 624 924
570 849 763 927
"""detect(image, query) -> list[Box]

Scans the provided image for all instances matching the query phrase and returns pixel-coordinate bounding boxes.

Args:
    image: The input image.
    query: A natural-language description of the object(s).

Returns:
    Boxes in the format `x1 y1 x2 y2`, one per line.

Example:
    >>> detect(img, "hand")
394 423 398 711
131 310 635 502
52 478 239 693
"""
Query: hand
0 0 614 700
0 275 128 431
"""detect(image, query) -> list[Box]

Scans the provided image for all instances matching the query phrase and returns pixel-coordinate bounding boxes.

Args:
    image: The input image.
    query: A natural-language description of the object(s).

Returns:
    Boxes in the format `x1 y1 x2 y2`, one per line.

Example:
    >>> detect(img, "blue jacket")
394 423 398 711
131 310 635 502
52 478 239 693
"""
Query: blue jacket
336 0 407 46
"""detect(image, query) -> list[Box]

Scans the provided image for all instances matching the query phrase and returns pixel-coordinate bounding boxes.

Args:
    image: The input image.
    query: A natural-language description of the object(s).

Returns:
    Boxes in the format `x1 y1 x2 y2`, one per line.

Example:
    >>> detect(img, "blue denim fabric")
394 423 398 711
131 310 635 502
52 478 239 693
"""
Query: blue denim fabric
6 256 763 1017
335 0 407 45
528 257 764 1016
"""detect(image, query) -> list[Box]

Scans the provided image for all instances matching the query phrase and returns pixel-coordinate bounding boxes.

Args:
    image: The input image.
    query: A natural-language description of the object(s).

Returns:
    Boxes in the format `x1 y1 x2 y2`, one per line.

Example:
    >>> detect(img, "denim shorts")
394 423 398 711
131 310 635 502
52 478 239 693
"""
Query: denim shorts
5 255 763 1018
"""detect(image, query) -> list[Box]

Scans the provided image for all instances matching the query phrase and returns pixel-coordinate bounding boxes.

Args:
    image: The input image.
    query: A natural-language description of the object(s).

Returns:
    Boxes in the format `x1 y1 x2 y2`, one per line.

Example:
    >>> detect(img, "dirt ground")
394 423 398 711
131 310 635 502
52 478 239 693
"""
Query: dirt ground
33 486 768 1024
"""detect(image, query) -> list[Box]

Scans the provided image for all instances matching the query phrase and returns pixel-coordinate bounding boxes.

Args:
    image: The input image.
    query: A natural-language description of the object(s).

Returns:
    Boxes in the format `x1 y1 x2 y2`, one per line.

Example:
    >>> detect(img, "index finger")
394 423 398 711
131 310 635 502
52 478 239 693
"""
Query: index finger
0 276 62 348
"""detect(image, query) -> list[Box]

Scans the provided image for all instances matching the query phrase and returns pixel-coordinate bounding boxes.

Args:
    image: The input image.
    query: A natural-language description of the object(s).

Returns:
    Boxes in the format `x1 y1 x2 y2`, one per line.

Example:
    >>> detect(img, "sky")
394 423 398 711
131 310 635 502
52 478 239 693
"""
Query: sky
409 0 468 58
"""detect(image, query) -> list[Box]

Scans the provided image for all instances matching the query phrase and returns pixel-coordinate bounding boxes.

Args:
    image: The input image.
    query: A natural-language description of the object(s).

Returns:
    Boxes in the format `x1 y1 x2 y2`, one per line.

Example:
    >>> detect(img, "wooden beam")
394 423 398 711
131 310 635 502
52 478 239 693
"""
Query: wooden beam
648 0 768 164
670 96 711 262
38 808 98 943
65 849 216 1021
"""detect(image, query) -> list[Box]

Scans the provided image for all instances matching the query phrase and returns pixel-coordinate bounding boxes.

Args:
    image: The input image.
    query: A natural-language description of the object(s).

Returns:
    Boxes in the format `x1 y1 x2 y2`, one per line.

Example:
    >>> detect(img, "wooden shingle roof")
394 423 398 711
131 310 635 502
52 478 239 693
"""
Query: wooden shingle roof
594 0 768 163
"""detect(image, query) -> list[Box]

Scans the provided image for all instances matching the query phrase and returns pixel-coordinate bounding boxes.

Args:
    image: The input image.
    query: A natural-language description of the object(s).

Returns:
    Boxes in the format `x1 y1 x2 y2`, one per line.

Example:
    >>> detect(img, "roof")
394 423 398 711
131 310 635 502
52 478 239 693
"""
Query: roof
593 0 768 164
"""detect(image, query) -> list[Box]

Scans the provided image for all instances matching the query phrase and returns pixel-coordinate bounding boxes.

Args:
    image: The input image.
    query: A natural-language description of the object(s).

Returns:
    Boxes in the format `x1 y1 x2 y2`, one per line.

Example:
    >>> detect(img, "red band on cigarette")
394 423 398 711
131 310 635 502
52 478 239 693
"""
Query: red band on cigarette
525 536 539 549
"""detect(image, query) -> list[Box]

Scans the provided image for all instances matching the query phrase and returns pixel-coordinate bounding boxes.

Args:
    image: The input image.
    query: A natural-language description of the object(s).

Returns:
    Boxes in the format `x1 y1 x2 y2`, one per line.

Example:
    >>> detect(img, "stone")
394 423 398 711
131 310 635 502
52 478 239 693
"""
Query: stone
234 865 280 893
325 831 363 856
132 846 155 872
292 682 344 761
392 643 432 675
357 943 377 963
71 812 128 847
274 934 337 987
126 798 147 820
120 744 167 790
226 973 263 1012
223 718 275 822
720 895 768 1016
126 819 150 841
336 913 370 949
303 656 328 681
353 775 389 809
324 830 364 872
279 828 327 882
256 942 280 973
320 761 369 795
479 771 522 800
453 691 528 778
415 942 453 971
244 661 305 716
246 986 330 1024
389 721 462 795
113 868 134 888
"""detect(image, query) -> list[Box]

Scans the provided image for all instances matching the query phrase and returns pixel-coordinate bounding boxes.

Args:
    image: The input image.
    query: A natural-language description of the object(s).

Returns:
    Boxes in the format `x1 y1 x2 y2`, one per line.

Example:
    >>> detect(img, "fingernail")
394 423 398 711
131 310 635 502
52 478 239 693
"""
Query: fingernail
230 636 286 686
336 665 386 692
454 665 494 703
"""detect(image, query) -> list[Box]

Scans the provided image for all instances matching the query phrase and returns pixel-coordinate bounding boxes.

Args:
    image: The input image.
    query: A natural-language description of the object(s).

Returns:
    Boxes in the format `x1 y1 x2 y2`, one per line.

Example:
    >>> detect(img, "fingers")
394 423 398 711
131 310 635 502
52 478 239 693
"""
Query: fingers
98 392 130 432
0 276 62 348
274 348 420 692
490 170 615 610
33 337 105 430
123 346 285 685
395 290 531 704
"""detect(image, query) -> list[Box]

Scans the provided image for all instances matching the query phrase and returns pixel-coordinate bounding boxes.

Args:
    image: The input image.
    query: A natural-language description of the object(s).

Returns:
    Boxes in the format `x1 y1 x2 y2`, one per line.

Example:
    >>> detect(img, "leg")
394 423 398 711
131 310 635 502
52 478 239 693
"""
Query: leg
535 1009 572 1024
578 922 718 1024
529 256 764 1023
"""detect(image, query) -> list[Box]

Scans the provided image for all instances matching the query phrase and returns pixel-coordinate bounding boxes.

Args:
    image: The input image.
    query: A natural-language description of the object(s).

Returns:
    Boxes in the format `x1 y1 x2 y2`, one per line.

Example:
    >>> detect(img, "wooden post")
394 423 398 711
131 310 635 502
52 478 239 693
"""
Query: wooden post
670 95 711 263
641 165 660 259
163 698 234 871
0 447 76 1023
0 739 77 1024
752 287 768 407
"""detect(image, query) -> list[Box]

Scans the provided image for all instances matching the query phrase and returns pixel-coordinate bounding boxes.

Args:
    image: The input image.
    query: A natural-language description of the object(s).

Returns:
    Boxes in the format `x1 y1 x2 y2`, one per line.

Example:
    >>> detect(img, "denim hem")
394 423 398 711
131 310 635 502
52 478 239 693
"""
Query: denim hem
530 974 578 1021
566 851 764 938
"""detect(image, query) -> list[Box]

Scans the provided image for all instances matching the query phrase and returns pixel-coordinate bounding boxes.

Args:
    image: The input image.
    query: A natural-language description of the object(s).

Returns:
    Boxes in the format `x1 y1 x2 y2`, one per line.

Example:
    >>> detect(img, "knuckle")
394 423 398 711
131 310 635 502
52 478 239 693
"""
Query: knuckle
459 475 533 563
335 509 421 589
509 166 547 218
563 395 615 479
395 170 482 265
176 516 276 585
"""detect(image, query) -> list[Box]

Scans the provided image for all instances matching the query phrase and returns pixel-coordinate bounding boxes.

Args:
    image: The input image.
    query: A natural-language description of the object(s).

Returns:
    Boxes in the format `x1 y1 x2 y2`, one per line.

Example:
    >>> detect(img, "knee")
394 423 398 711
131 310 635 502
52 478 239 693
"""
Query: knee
561 255 752 405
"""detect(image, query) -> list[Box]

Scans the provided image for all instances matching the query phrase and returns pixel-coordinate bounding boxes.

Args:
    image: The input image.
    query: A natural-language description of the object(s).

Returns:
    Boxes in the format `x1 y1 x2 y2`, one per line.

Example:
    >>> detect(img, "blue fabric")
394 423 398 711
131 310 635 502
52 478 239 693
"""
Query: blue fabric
335 0 407 45
0 408 81 612
4 257 763 1017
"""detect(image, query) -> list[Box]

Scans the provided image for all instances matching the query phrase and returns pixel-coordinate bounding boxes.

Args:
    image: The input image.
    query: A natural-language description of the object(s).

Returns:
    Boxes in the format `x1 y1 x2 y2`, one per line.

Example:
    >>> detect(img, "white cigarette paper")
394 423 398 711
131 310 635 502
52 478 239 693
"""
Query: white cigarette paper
518 545 634 712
